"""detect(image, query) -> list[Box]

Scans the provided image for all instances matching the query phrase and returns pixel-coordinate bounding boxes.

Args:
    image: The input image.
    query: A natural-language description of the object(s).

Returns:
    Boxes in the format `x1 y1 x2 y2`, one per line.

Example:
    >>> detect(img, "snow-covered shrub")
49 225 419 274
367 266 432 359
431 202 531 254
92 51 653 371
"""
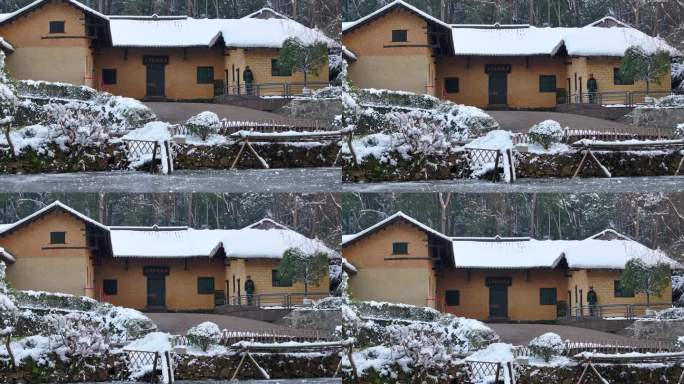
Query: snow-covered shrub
357 89 441 110
15 80 154 131
528 332 564 362
528 120 564 149
437 315 499 353
674 123 684 139
43 101 108 147
186 321 222 351
385 322 454 382
654 307 684 320
434 101 499 135
648 94 684 108
0 262 17 341
46 312 110 358
15 290 99 311
352 301 441 322
186 111 220 141
97 305 157 344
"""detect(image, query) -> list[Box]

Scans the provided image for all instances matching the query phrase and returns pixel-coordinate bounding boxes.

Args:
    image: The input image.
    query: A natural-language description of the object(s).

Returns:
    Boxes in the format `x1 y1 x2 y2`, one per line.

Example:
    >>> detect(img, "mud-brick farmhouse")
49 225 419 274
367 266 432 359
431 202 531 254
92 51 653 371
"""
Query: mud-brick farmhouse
0 201 334 311
342 212 680 322
0 0 335 101
342 0 680 109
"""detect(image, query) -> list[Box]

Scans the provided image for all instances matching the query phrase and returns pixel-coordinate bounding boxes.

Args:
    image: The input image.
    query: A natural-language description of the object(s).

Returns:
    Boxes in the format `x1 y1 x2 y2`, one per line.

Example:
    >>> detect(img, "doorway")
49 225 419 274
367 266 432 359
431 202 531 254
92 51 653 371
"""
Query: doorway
144 266 169 309
486 276 511 320
488 72 507 106
146 64 165 98
146 275 166 308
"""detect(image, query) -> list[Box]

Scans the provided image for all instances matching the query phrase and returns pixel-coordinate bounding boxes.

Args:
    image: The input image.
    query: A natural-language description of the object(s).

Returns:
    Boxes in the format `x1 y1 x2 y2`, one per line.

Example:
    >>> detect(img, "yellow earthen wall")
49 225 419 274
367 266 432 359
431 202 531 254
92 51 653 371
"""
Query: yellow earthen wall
436 269 567 321
0 211 93 297
224 48 329 96
94 257 225 310
0 0 92 85
435 55 567 108
94 47 224 100
343 221 436 308
568 269 672 315
343 9 434 94
224 258 330 305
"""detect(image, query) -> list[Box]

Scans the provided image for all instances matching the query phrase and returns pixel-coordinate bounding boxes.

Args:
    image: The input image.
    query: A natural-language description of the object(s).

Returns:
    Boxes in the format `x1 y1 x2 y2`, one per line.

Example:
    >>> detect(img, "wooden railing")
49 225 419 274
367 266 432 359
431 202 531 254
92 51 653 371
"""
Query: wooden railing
222 81 329 98
170 328 331 348
560 302 675 320
567 90 677 106
168 118 332 137
223 292 330 308
511 127 673 146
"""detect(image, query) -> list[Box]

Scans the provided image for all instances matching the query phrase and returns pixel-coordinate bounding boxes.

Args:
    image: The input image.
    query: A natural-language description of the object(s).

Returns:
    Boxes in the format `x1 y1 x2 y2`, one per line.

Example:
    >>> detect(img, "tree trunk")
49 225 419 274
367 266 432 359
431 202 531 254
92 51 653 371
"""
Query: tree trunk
3 124 14 160
5 334 15 370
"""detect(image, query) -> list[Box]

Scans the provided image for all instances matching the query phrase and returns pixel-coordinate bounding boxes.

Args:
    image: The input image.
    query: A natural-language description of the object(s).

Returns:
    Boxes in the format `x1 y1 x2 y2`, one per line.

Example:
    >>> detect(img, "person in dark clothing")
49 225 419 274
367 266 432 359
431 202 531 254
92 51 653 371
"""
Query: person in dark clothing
243 66 254 95
245 275 255 306
587 74 598 104
587 286 598 317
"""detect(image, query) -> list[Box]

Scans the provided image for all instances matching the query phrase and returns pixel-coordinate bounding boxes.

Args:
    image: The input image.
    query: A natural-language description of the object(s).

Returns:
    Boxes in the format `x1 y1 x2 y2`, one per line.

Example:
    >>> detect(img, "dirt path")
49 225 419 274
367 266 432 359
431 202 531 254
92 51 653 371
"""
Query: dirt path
487 323 635 344
145 102 283 123
488 110 632 133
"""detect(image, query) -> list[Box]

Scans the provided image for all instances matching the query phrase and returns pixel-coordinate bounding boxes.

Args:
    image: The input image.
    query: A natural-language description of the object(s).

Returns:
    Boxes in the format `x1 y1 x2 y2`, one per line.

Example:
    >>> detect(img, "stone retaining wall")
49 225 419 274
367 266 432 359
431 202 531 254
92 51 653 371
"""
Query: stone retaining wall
343 149 684 182
0 142 128 174
0 141 339 173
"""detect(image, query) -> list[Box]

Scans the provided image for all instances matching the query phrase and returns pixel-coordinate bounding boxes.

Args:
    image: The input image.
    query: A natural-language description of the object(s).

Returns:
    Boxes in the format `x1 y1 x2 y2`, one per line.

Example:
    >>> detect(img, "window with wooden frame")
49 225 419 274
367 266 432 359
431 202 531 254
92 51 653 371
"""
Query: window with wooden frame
540 288 557 305
391 29 408 42
197 67 214 84
103 279 118 295
271 59 292 76
102 69 117 85
444 77 459 93
613 68 634 85
539 75 557 92
50 231 66 244
445 290 460 306
272 270 293 287
614 280 635 297
197 277 215 294
49 21 65 34
392 242 408 255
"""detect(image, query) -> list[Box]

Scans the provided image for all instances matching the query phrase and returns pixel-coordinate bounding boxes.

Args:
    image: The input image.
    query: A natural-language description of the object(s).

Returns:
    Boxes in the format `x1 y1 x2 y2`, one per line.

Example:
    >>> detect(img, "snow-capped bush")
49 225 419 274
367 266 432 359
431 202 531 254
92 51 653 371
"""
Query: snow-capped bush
46 312 109 358
655 307 684 320
16 80 154 131
0 262 17 340
674 123 684 139
44 102 108 147
528 332 564 362
672 62 684 92
528 120 564 149
385 322 453 382
644 94 684 108
186 111 220 141
186 321 222 351
357 89 441 110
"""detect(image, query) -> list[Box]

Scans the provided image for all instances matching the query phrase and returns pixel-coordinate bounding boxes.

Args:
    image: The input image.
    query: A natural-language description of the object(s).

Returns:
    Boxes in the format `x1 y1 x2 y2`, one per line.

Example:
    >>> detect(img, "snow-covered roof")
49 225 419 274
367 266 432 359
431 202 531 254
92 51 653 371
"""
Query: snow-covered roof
586 228 632 241
450 25 679 57
0 0 108 26
108 17 337 48
241 7 290 20
0 247 15 263
242 218 290 230
0 201 109 236
109 226 336 259
584 16 631 28
342 0 452 33
450 26 569 56
452 238 680 270
342 211 453 246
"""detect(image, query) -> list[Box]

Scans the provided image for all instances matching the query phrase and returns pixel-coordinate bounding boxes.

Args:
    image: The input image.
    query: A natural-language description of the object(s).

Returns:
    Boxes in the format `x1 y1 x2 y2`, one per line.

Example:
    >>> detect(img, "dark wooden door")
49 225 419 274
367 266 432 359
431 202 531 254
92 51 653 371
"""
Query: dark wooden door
489 284 508 319
146 64 165 98
147 275 166 307
488 73 507 105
